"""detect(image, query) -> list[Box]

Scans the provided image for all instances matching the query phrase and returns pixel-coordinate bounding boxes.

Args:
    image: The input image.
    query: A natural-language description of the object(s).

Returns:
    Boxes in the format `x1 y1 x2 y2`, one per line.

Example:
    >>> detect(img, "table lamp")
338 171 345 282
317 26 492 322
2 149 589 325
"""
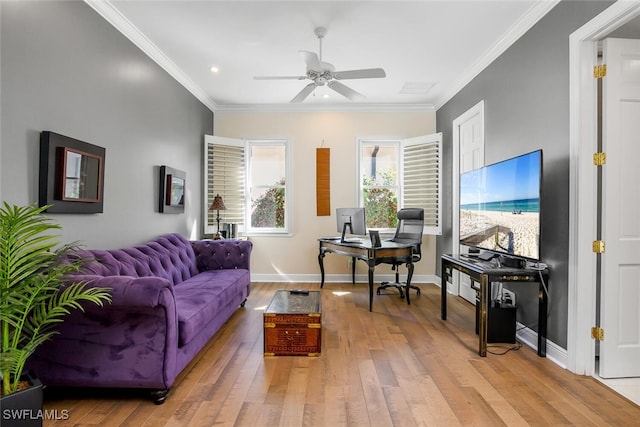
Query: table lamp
209 194 227 238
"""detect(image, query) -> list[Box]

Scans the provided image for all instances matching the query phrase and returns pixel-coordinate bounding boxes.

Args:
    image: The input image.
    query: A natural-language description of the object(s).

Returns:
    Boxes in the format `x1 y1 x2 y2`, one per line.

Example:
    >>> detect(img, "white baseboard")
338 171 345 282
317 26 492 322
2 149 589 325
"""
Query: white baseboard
516 322 567 368
251 273 440 284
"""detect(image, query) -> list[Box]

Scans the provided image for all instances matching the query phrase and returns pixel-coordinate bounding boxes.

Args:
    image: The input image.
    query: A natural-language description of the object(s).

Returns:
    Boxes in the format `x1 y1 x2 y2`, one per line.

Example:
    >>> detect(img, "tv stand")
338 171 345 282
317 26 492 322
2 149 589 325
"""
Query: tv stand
441 253 549 357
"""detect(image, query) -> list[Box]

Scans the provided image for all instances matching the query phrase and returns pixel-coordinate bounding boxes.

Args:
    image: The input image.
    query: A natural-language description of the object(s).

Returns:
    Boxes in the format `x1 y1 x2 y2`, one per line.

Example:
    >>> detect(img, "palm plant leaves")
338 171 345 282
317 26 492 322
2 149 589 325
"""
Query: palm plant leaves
0 202 111 395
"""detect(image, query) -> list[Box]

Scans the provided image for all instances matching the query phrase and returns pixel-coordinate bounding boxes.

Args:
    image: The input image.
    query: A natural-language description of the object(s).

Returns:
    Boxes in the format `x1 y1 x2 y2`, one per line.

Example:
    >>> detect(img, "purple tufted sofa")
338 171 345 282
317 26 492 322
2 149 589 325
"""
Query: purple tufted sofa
27 233 252 404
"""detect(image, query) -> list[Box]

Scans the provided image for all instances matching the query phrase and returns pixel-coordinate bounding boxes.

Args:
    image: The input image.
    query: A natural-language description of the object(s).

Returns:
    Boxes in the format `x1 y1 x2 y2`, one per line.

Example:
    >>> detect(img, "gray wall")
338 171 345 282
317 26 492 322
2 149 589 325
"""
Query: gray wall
436 0 612 349
1 1 213 249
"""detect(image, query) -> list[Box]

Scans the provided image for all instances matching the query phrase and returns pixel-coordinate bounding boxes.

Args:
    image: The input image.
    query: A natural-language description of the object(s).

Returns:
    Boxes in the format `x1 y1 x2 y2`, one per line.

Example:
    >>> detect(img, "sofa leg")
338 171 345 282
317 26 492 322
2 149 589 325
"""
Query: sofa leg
240 298 247 308
150 388 169 405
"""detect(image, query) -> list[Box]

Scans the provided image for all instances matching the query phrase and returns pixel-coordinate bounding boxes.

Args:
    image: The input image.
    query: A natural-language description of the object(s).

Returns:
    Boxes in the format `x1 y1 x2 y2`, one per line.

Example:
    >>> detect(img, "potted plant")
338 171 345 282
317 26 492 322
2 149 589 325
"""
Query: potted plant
0 203 111 426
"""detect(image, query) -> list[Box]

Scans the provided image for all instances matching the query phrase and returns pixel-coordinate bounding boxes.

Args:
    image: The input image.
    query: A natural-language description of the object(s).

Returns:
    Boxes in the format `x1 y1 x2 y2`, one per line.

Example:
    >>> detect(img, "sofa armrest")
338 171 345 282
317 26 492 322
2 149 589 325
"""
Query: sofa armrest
69 275 175 308
191 239 252 272
30 274 180 390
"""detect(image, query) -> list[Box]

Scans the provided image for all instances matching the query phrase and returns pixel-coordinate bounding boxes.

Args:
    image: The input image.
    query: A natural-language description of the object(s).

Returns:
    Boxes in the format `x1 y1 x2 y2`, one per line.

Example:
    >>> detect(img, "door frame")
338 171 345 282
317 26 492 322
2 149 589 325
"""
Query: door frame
451 100 485 296
568 1 640 376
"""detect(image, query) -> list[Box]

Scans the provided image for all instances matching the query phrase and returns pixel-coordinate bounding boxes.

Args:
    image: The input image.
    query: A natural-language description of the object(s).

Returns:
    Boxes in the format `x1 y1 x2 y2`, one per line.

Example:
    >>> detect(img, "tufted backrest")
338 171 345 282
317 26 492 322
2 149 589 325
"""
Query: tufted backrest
191 239 252 272
76 233 199 286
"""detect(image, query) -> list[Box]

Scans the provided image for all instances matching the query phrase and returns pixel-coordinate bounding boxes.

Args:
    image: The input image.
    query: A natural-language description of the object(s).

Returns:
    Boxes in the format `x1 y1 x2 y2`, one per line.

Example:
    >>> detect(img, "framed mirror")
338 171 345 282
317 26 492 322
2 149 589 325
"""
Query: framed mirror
59 147 103 202
39 131 106 214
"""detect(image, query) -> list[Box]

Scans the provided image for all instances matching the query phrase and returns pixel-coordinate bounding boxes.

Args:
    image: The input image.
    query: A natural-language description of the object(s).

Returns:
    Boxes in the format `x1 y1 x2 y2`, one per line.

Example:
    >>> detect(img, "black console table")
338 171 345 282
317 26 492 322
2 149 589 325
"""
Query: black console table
441 254 549 357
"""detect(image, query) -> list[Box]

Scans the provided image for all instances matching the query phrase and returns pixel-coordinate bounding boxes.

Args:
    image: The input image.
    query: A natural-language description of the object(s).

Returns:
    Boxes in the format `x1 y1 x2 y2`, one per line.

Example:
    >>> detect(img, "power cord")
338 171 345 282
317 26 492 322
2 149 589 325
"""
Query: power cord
487 342 522 355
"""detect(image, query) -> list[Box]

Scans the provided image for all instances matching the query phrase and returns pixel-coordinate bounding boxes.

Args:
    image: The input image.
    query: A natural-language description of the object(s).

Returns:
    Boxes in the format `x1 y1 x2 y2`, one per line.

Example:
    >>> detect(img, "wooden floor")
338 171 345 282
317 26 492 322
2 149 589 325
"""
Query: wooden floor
43 282 640 426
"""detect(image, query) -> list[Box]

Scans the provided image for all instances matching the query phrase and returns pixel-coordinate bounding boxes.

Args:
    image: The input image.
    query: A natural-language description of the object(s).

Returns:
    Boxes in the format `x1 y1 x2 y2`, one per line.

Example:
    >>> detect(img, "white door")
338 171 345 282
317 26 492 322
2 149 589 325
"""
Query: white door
453 102 485 303
599 38 640 378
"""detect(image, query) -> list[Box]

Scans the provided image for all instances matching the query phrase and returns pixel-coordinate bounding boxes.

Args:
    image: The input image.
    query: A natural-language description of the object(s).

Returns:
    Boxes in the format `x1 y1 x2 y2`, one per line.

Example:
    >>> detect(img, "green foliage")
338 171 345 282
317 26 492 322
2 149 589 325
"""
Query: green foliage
362 169 398 229
0 203 111 395
251 178 285 228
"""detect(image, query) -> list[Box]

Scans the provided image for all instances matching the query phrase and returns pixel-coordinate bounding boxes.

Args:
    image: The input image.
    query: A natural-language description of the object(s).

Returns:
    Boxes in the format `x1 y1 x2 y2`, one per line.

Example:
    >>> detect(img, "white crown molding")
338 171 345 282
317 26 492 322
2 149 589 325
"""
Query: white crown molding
215 103 436 113
87 0 557 115
434 0 561 110
84 0 218 112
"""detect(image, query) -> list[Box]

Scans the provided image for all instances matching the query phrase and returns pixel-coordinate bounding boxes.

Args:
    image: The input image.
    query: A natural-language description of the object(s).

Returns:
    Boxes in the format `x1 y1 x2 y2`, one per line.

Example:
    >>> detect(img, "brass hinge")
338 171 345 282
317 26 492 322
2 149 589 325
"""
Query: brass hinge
593 152 607 166
593 64 607 78
591 327 605 341
592 240 605 253
308 323 321 329
264 323 275 328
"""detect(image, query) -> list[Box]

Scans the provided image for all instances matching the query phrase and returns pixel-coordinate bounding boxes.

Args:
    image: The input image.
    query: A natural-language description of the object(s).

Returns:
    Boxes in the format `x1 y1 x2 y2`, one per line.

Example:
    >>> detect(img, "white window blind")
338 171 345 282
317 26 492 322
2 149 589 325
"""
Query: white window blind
204 135 245 234
402 133 442 235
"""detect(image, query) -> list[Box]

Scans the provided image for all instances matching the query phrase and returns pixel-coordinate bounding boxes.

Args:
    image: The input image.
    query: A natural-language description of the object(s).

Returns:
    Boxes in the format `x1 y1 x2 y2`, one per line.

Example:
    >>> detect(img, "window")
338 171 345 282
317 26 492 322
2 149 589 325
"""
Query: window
204 136 291 236
360 141 400 229
247 140 290 234
358 133 442 235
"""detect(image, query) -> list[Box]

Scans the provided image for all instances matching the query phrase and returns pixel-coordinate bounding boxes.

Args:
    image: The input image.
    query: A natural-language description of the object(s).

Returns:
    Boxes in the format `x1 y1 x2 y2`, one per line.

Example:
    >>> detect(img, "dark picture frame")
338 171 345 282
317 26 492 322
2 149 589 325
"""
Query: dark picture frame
159 165 185 214
369 230 381 247
39 131 106 214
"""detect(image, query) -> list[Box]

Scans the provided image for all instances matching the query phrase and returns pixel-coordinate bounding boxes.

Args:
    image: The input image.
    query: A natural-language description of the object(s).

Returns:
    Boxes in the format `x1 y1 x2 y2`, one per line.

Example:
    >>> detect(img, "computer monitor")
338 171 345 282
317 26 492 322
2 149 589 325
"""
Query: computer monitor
336 207 366 243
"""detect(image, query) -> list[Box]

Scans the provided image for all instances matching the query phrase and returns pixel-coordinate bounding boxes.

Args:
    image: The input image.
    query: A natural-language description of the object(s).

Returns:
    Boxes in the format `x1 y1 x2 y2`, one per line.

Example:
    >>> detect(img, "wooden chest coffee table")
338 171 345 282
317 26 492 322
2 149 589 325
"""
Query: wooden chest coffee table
263 290 321 356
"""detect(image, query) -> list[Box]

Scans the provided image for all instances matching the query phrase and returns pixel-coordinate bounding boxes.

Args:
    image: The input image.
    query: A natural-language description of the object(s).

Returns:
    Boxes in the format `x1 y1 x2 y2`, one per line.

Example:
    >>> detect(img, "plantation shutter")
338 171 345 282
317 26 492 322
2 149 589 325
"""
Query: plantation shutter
204 135 245 234
402 133 442 235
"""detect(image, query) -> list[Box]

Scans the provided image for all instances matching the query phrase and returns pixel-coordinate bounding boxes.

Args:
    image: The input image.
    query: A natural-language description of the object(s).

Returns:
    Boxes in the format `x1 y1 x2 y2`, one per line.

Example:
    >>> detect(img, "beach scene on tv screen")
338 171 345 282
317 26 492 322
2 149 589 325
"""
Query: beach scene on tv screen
460 152 540 260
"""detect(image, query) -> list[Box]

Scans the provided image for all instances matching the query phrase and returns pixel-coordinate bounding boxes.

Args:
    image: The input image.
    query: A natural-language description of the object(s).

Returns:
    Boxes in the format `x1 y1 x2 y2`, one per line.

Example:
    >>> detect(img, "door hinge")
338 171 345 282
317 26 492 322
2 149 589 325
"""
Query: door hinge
593 64 607 78
592 240 605 253
593 152 607 166
591 327 605 341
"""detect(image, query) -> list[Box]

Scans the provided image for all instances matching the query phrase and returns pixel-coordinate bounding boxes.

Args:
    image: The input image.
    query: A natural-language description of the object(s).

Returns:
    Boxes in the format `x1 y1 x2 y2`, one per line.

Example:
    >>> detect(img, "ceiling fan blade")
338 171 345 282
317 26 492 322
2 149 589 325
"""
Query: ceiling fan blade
327 81 365 101
299 50 322 72
254 76 306 80
333 68 386 80
291 83 317 103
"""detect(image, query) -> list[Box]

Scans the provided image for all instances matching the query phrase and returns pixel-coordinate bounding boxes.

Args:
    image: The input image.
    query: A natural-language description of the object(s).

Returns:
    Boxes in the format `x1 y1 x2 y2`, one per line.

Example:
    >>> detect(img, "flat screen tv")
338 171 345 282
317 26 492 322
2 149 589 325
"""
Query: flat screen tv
336 207 366 243
459 150 542 261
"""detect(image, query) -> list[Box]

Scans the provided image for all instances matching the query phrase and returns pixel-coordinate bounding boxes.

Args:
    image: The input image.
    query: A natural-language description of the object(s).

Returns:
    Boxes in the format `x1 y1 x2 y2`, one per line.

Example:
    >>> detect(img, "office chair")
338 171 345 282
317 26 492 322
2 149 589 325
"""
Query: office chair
376 208 424 299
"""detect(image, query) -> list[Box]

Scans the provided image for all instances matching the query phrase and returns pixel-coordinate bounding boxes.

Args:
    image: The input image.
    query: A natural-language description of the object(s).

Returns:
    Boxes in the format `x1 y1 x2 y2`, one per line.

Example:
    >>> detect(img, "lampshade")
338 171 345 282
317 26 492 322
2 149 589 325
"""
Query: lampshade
209 194 227 211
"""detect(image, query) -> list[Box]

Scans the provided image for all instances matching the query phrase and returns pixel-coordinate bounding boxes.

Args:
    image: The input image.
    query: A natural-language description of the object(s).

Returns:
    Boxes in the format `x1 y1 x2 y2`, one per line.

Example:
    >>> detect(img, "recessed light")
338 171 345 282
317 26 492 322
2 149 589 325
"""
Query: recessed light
210 66 220 73
323 94 330 99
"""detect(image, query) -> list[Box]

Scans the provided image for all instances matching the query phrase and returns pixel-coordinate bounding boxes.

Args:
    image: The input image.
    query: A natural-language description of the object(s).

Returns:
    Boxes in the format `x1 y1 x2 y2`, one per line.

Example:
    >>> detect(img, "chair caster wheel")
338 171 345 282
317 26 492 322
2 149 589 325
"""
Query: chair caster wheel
416 289 421 295
376 289 381 295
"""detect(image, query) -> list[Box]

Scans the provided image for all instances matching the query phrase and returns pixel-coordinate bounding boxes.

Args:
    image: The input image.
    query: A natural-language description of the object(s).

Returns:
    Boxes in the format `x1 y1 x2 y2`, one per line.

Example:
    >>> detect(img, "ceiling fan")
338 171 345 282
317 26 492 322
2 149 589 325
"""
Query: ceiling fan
254 27 386 103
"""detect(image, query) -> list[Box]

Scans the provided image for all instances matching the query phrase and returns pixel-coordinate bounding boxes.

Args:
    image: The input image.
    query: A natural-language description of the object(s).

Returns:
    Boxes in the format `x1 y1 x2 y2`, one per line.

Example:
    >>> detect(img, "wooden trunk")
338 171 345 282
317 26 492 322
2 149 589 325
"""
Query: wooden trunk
263 290 321 356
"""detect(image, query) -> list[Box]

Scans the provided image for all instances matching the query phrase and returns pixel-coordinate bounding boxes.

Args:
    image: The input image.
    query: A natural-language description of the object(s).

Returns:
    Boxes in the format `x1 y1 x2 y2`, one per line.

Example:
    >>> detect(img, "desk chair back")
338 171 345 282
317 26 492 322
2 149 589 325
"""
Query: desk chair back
377 208 424 299
391 208 424 262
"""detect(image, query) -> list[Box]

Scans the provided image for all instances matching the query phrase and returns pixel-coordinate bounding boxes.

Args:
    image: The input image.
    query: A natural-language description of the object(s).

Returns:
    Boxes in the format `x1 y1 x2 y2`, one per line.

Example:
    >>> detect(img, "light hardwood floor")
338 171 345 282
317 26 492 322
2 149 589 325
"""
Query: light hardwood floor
43 282 640 426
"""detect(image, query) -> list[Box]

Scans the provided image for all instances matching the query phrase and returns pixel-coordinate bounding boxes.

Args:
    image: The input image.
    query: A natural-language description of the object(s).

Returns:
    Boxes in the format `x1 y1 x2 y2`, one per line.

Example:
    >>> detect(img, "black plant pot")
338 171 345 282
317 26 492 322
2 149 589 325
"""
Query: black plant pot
0 372 44 427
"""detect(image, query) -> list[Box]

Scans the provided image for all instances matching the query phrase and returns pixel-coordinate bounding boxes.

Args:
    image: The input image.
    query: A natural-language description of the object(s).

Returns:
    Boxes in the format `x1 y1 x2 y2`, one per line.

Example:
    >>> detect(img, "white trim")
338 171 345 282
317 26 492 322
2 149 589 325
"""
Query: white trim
251 273 439 284
245 138 292 236
450 101 485 295
84 0 217 112
216 103 436 113
568 1 640 376
434 1 560 110
516 323 568 369
86 0 555 114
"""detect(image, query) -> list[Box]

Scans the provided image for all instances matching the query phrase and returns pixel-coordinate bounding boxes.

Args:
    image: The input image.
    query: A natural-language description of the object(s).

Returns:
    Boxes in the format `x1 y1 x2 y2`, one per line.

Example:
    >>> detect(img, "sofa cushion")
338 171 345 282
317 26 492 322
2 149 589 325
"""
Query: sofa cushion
174 269 249 346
